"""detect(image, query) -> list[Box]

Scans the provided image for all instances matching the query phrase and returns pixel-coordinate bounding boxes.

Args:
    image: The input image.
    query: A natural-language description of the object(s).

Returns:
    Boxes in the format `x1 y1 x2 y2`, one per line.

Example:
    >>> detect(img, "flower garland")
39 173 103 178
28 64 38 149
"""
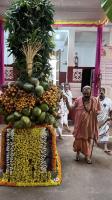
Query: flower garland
47 126 57 171
40 128 48 172
5 128 14 177
0 126 8 170
0 153 61 187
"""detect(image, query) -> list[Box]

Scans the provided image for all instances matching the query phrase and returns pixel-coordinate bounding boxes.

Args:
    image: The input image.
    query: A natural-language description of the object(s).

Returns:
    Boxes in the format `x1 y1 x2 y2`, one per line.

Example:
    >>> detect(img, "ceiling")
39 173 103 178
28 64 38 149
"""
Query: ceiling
52 0 105 21
0 0 105 22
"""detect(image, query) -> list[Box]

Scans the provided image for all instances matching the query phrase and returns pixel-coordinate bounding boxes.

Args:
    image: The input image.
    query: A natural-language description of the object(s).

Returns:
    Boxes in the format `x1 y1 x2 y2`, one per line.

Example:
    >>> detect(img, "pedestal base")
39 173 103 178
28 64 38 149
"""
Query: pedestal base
0 126 62 186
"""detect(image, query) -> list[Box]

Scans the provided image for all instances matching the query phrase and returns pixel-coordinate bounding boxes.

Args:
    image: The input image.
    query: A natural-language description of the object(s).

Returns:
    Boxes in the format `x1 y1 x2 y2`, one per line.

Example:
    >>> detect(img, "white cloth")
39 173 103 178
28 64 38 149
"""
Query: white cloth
98 123 109 142
63 90 73 106
58 98 65 117
57 98 69 136
97 97 112 143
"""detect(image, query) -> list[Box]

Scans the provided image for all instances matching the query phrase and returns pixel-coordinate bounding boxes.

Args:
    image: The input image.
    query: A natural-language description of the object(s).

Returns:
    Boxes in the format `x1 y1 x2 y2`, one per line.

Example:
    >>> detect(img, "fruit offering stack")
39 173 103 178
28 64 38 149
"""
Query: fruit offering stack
0 78 61 129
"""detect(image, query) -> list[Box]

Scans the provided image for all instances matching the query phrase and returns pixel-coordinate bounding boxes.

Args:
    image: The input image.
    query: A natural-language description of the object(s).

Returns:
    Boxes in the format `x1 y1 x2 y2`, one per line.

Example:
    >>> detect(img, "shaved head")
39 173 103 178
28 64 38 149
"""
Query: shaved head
82 86 91 92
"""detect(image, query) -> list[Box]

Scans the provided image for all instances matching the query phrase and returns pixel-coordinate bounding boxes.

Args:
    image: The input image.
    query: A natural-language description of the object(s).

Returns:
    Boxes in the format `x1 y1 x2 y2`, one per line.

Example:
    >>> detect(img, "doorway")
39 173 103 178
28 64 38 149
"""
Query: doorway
81 68 92 92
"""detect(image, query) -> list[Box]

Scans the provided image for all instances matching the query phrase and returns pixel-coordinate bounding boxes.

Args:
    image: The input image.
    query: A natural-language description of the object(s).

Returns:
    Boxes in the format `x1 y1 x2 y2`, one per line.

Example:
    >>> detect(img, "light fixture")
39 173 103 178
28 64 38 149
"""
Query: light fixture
55 34 60 40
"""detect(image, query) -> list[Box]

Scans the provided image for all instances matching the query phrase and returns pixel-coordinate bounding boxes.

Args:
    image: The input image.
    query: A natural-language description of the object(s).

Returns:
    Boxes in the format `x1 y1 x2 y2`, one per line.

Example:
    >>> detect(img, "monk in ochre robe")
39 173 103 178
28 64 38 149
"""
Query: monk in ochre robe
70 86 100 164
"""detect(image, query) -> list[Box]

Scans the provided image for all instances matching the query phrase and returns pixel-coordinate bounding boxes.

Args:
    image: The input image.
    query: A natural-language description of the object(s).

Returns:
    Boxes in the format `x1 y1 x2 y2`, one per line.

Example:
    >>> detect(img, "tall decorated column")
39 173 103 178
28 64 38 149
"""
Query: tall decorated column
0 18 4 85
94 25 103 96
68 29 75 67
109 29 112 44
67 28 75 82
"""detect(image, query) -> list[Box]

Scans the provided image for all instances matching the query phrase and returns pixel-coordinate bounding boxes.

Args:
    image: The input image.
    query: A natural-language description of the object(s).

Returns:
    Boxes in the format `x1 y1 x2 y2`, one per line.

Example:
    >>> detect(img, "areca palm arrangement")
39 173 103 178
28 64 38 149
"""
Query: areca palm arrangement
5 0 54 82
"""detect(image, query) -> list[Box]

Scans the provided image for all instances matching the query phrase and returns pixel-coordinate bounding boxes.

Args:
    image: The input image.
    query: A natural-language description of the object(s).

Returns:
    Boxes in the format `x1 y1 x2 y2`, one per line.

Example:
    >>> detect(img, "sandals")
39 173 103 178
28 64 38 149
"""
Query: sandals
104 150 112 155
75 155 80 161
86 158 92 164
75 153 92 163
85 157 92 164
75 156 92 163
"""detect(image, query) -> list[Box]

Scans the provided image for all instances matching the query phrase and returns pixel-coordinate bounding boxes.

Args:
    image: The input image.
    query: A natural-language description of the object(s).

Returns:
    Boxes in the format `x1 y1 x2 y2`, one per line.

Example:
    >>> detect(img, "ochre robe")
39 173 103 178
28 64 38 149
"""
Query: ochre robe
73 96 100 156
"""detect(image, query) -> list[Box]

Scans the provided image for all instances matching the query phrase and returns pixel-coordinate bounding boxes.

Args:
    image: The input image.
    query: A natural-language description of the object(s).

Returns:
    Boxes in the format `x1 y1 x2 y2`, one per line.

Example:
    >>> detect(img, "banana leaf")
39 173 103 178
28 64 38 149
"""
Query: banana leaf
101 0 112 21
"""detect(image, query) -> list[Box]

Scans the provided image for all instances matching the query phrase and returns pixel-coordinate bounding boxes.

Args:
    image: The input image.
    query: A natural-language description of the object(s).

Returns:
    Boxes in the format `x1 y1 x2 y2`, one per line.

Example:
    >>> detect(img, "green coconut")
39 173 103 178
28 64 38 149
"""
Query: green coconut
14 120 25 129
21 116 31 128
23 83 34 92
40 103 49 112
6 113 15 123
32 107 42 117
45 113 55 125
22 108 31 116
38 112 46 123
14 112 22 120
30 77 39 86
41 81 49 91
35 85 44 97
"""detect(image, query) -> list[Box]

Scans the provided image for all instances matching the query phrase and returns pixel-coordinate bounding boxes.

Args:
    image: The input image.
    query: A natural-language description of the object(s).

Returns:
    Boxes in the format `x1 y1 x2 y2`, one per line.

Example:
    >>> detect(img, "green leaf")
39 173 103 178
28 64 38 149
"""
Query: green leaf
101 0 112 21
5 0 55 81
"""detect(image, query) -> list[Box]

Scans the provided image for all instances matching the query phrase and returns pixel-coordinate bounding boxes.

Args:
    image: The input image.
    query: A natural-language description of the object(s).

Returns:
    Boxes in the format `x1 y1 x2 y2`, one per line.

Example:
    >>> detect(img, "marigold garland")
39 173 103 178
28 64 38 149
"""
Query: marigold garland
47 125 57 171
0 125 10 170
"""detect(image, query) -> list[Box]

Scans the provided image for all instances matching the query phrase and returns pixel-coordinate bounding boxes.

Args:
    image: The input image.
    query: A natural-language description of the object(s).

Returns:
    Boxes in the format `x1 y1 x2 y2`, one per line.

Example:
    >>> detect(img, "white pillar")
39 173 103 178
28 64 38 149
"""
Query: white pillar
49 55 56 85
109 29 112 45
68 29 75 66
60 46 68 72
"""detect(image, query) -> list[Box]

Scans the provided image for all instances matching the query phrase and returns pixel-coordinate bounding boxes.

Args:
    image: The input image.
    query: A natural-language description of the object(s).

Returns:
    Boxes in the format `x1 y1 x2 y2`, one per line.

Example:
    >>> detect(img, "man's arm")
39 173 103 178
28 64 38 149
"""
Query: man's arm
64 95 77 111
